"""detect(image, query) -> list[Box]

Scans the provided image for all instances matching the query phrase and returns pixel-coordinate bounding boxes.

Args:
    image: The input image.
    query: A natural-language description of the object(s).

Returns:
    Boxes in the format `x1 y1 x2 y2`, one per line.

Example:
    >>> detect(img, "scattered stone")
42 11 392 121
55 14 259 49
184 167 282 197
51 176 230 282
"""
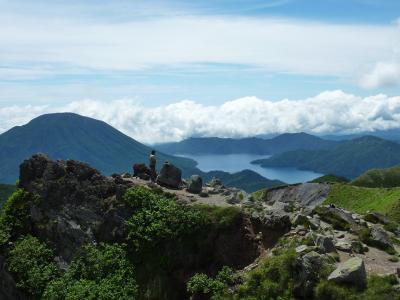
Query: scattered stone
314 205 356 231
335 241 352 252
296 245 311 254
328 257 367 289
315 234 336 253
199 191 209 198
351 240 368 254
369 226 393 250
187 175 203 194
132 163 151 180
365 212 390 225
208 177 224 188
156 162 182 189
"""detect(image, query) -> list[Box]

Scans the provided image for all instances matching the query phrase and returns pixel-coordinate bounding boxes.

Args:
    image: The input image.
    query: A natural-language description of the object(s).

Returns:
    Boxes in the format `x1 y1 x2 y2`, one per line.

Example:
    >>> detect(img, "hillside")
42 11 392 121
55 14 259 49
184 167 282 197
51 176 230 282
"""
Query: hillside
324 184 400 223
352 165 400 188
0 184 15 209
252 136 400 178
202 169 285 192
1 155 399 299
0 113 197 183
155 132 338 155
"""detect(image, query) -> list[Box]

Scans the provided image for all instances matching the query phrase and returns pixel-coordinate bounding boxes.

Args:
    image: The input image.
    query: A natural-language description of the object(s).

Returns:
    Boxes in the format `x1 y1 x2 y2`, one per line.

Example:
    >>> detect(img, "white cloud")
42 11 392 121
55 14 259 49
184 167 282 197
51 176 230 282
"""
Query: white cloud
360 62 400 89
2 90 400 144
0 11 398 80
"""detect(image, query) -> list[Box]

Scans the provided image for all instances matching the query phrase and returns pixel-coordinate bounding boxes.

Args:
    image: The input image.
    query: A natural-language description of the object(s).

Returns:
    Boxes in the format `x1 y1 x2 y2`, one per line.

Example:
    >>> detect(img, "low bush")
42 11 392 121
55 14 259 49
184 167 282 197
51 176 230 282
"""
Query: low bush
7 235 59 298
43 243 138 300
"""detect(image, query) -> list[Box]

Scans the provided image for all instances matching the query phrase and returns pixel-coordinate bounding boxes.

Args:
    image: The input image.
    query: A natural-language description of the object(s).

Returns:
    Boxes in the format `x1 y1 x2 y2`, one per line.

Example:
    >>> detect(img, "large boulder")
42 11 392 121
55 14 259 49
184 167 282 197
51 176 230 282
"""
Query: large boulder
328 257 367 289
0 255 27 300
314 206 357 230
187 175 203 194
133 163 151 180
315 234 336 253
364 212 390 225
368 226 393 250
157 162 182 189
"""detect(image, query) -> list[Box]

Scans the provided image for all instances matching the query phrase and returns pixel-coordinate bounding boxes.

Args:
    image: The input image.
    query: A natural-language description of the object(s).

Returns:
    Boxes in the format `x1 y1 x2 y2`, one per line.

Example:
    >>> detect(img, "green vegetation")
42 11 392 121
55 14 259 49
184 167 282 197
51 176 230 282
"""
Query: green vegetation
315 274 399 300
352 165 400 188
43 243 138 300
7 235 59 297
252 136 400 178
0 184 16 209
310 174 349 184
187 266 236 298
324 184 400 222
0 189 39 245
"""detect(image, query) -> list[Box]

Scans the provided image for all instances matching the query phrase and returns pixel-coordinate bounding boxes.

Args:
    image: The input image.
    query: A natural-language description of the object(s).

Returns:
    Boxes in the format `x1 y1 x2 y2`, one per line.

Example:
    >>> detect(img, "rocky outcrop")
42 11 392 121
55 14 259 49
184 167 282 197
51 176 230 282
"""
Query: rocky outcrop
261 183 331 208
133 163 151 180
369 226 393 250
187 175 203 194
18 154 133 261
157 162 182 189
328 257 367 289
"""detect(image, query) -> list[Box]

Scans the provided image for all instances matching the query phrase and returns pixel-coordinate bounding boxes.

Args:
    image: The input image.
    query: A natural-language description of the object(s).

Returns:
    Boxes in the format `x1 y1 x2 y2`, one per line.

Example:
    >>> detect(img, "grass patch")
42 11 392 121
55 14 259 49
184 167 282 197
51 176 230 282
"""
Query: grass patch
323 184 400 223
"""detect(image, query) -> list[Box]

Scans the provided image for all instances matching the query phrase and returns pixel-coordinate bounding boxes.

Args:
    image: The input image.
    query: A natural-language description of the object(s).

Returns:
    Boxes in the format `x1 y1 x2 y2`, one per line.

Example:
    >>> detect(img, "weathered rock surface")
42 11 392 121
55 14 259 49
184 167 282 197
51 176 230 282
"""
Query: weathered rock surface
328 257 367 289
369 226 393 250
157 162 182 189
262 183 331 208
314 205 357 230
315 234 336 253
365 212 390 225
132 163 151 180
187 175 203 194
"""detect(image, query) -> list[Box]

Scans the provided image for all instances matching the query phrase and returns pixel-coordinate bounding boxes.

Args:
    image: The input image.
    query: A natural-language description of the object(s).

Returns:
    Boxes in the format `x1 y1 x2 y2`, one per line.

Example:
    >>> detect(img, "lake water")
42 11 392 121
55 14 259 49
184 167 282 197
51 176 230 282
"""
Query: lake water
177 153 323 184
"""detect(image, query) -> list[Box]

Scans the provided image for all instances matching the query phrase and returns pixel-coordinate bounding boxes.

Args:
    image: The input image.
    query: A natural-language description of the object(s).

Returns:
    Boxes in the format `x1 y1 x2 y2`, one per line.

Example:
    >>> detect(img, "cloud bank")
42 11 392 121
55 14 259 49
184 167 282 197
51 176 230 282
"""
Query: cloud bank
2 91 400 144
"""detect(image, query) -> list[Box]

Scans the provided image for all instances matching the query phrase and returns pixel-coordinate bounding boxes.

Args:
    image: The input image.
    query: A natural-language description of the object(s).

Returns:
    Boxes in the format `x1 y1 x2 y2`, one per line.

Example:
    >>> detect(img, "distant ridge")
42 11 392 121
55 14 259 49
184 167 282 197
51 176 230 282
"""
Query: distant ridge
155 132 338 155
252 136 400 179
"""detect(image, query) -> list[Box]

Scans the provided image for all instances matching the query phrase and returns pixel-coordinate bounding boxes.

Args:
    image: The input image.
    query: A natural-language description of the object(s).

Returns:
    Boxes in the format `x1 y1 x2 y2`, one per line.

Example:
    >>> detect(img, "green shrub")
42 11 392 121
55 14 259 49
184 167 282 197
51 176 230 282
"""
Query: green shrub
43 243 138 300
7 235 59 297
186 266 236 299
124 186 205 252
362 275 399 300
194 204 241 228
0 189 39 245
314 280 357 300
234 249 298 300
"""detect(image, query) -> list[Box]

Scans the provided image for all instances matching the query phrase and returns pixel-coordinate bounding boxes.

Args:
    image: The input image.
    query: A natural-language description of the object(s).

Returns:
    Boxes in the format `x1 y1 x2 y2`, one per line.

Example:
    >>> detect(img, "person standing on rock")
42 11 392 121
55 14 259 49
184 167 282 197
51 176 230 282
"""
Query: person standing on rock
149 150 157 182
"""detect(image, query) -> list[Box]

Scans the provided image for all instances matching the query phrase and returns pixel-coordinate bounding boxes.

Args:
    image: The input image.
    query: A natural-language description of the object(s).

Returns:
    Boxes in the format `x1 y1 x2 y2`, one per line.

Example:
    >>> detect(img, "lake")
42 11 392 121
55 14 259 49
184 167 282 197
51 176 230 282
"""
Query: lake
177 153 323 184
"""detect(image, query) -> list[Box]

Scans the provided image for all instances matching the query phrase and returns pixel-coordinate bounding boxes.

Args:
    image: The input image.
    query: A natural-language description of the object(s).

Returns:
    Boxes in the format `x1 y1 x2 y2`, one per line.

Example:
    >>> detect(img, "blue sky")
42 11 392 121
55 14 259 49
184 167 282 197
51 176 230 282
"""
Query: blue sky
1 0 400 142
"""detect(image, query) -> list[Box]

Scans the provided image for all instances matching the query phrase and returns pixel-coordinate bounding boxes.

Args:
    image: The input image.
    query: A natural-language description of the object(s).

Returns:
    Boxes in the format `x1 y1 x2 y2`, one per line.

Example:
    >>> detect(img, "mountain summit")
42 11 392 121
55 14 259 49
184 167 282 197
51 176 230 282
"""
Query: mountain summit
0 113 196 183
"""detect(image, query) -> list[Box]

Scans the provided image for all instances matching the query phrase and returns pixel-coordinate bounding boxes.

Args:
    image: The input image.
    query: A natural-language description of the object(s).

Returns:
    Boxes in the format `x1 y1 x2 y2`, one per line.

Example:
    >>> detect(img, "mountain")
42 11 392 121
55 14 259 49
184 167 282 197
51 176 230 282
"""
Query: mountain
351 165 400 188
0 113 197 183
321 128 400 142
252 136 400 179
201 169 285 193
155 132 338 155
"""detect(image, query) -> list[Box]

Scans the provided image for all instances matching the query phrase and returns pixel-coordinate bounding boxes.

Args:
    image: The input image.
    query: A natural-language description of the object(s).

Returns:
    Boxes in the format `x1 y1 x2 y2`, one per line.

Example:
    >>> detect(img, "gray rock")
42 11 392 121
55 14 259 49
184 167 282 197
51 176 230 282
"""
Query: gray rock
365 212 390 225
351 240 368 254
369 226 393 250
335 241 352 252
314 206 357 231
156 162 182 189
328 257 366 289
296 245 311 254
316 234 336 253
187 175 203 194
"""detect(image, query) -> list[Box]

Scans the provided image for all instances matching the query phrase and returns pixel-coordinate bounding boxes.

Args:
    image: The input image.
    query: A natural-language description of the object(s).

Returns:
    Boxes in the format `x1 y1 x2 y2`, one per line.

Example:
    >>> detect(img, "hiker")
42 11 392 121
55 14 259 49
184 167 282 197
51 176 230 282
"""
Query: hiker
149 150 157 182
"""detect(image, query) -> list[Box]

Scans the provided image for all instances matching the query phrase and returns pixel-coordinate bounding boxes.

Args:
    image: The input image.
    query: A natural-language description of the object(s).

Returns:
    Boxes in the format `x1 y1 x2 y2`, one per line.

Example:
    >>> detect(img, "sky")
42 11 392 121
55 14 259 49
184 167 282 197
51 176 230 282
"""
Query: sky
1 0 400 143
